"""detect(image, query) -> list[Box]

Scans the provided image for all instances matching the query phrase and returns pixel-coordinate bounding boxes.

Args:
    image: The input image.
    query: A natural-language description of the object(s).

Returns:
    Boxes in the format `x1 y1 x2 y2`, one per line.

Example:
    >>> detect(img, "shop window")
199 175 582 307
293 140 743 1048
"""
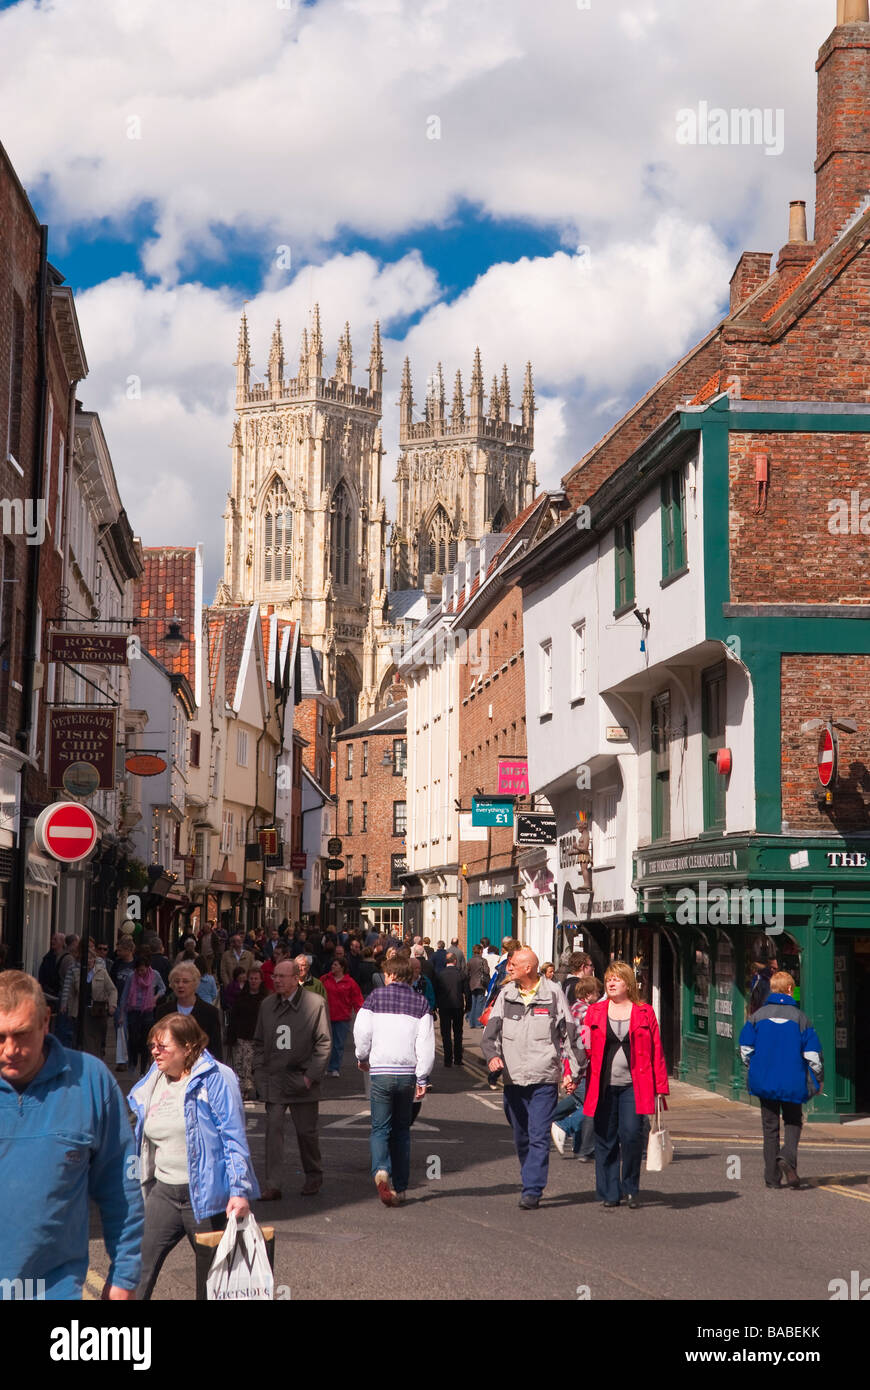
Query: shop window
691 937 711 1036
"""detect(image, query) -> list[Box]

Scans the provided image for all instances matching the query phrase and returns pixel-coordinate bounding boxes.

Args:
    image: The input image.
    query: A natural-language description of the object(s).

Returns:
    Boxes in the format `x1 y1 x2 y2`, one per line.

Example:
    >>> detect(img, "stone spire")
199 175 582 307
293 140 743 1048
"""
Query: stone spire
336 321 353 385
268 319 284 398
434 362 446 425
298 325 310 388
235 311 251 404
368 320 383 394
308 303 323 379
469 347 484 424
500 364 511 422
399 356 413 433
489 374 501 421
521 361 535 431
451 369 465 426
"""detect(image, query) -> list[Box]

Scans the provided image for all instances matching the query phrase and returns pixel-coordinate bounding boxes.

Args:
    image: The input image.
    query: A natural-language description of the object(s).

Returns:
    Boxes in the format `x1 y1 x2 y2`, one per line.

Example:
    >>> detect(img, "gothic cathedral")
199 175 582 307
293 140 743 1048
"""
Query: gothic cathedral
219 309 537 726
390 351 536 589
218 307 388 728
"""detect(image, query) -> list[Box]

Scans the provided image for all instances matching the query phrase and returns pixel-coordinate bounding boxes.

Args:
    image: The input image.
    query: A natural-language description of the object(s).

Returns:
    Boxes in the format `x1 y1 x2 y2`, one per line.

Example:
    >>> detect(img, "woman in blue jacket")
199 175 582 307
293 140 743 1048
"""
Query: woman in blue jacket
128 1011 260 1300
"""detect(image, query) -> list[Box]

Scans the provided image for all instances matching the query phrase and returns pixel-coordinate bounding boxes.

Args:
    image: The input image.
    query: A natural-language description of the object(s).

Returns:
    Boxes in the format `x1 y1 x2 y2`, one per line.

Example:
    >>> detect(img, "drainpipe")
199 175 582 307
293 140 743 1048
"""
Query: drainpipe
8 226 49 970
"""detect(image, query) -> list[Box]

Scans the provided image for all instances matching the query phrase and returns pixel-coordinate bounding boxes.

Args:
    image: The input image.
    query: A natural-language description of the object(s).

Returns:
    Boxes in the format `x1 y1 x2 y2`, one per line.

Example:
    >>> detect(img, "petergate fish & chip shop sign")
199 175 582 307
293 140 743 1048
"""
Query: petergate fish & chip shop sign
48 708 117 791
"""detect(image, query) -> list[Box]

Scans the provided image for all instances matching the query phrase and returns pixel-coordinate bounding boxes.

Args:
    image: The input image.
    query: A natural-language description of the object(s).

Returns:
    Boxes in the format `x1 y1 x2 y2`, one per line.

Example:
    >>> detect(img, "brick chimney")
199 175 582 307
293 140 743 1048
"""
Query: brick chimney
814 0 870 252
775 198 816 287
729 251 773 312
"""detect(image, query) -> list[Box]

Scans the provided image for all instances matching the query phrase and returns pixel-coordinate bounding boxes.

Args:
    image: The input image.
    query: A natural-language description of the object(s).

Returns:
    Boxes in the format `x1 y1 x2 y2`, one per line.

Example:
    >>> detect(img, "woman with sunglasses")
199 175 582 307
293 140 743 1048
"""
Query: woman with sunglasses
128 1012 259 1300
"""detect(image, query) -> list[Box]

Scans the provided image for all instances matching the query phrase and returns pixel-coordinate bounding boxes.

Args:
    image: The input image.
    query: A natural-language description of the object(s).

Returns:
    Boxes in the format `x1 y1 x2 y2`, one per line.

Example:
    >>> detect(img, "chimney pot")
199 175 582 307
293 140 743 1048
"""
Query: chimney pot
840 0 869 24
788 200 808 242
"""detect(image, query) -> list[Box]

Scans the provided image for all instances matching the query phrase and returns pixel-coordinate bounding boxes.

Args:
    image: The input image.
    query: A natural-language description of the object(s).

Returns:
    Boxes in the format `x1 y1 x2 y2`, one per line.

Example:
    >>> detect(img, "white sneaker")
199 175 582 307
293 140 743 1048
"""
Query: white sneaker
327 1070 340 1077
551 1123 567 1155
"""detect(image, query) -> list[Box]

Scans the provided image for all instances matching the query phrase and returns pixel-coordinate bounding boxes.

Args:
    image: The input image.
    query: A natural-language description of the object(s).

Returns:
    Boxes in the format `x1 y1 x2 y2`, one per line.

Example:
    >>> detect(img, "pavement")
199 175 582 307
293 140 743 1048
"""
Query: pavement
83 1017 870 1302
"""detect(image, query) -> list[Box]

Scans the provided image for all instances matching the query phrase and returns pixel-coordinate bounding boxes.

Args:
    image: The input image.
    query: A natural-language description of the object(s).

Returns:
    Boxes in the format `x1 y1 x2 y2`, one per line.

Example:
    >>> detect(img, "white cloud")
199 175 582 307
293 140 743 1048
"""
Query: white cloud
0 0 829 281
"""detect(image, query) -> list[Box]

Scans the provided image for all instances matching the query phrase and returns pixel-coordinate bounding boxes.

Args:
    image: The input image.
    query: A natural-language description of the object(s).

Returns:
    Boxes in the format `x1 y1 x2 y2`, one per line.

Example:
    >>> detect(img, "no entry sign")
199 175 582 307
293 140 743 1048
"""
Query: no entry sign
34 801 99 863
818 727 837 788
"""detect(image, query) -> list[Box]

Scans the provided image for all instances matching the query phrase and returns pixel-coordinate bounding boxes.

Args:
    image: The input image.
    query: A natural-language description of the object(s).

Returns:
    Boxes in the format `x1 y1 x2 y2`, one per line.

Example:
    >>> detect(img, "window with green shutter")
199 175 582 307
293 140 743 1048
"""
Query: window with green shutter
661 466 687 580
614 516 635 613
702 663 727 831
651 691 671 842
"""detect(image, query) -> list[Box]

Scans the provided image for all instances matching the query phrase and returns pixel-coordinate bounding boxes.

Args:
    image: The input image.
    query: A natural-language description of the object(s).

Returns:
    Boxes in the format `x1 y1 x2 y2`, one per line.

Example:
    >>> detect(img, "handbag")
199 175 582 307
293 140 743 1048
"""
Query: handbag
478 1003 492 1029
645 1095 673 1172
205 1213 274 1301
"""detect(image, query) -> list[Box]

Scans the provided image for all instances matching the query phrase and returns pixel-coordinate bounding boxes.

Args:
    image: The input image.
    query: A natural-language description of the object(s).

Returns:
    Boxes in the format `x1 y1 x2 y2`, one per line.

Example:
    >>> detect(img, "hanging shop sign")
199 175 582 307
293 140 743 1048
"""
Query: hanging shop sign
515 813 557 846
48 631 130 665
48 708 117 791
497 758 529 796
61 761 100 799
471 795 514 827
125 754 167 777
390 853 407 889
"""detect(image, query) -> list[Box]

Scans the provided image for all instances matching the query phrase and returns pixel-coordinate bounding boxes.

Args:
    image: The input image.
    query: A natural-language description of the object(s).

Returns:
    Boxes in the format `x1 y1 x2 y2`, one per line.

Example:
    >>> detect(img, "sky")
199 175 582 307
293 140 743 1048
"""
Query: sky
0 0 836 599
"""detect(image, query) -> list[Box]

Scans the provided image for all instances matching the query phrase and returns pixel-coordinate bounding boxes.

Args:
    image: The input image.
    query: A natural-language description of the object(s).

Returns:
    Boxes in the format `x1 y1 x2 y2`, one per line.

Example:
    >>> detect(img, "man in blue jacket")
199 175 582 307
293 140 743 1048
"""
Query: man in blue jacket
739 971 823 1190
0 971 144 1299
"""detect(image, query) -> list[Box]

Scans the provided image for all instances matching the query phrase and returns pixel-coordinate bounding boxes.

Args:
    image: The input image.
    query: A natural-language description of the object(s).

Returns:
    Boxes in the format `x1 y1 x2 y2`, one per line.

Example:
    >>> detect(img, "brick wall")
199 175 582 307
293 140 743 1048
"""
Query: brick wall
296 695 332 787
729 431 870 603
781 655 870 830
336 725 406 902
458 583 526 878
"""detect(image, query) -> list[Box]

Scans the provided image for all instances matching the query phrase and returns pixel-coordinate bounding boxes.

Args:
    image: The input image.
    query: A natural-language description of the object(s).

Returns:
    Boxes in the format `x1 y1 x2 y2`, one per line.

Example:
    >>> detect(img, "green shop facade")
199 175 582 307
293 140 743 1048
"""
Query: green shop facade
626 396 870 1121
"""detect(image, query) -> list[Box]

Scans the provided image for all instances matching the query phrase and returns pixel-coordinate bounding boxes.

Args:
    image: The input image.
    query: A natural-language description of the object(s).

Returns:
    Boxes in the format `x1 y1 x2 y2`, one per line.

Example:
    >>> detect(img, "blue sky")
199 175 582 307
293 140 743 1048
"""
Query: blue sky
0 0 834 598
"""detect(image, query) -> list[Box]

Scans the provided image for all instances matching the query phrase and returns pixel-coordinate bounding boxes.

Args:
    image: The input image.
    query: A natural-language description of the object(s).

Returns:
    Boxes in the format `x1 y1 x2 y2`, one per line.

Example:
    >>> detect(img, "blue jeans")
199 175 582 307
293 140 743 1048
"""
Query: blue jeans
593 1083 644 1203
369 1074 417 1194
503 1083 558 1200
328 1019 350 1072
553 1076 595 1156
467 990 486 1028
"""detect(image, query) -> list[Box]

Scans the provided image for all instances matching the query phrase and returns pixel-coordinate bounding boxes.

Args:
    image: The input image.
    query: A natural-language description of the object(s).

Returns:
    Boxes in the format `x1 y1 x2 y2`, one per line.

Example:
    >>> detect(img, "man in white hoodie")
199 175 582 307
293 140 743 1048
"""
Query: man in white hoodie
354 954 434 1207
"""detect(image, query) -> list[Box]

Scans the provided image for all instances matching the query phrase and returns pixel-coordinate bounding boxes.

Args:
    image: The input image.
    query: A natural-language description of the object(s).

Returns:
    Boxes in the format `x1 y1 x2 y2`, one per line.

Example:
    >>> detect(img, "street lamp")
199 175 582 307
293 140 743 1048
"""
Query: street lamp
162 620 184 655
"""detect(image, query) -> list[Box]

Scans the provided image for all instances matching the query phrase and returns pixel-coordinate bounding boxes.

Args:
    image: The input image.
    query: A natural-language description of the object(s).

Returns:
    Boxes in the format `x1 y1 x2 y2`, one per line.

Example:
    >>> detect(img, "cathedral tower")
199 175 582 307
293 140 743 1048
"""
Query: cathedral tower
391 352 537 589
219 307 388 727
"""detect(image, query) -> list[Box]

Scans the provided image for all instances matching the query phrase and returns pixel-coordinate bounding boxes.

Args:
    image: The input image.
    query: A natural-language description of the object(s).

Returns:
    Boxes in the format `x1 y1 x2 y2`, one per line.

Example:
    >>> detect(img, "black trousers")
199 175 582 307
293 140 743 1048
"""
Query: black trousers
760 1098 803 1184
440 1008 464 1065
137 1181 226 1301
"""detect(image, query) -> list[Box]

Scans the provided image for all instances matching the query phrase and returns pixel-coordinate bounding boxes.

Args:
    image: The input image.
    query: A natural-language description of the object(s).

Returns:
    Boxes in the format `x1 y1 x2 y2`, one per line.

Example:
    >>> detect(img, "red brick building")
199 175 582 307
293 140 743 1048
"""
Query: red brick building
333 702 407 936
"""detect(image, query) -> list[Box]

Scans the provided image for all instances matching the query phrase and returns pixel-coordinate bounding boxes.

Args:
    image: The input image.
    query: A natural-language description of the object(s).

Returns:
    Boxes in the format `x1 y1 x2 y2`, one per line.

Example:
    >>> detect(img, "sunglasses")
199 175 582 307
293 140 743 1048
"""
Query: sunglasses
150 1041 172 1053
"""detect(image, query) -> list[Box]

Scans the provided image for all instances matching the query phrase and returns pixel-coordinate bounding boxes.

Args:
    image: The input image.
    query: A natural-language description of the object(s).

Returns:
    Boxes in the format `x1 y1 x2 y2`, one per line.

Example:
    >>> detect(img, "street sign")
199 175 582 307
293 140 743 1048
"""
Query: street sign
290 851 307 871
34 801 99 863
515 813 557 846
327 837 343 856
818 726 836 787
471 795 514 828
326 857 344 871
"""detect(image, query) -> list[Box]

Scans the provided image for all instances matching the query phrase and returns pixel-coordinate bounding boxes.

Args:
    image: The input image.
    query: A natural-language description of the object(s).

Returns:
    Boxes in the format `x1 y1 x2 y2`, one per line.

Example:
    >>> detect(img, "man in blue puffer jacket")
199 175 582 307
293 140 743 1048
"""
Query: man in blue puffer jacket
739 971 823 1190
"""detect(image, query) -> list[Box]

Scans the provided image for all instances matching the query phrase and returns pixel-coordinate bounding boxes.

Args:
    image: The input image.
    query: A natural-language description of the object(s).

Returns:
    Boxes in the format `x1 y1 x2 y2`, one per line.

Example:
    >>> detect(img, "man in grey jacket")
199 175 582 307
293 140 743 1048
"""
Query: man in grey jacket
481 947 585 1209
253 959 332 1199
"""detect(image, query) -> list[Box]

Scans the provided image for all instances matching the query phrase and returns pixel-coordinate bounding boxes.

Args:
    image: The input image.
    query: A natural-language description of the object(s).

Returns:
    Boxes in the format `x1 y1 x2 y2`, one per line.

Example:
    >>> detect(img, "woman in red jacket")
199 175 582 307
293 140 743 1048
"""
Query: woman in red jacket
321 958 365 1077
582 961 668 1209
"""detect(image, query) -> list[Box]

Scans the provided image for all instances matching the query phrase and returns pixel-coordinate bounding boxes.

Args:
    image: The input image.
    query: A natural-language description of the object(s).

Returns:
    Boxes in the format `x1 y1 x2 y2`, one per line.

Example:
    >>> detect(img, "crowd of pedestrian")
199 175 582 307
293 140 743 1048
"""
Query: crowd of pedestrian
0 918 825 1300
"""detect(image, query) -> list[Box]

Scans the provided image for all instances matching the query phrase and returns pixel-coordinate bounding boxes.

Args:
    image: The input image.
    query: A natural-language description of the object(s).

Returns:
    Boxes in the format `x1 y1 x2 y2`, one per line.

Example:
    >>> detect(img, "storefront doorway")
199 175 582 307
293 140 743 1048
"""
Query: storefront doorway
852 937 870 1113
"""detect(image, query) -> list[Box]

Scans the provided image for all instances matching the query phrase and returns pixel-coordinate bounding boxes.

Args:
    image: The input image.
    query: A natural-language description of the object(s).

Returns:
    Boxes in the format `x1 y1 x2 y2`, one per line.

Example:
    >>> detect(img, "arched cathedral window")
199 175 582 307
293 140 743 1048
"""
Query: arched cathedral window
330 482 353 589
491 505 509 534
420 506 455 576
262 481 293 584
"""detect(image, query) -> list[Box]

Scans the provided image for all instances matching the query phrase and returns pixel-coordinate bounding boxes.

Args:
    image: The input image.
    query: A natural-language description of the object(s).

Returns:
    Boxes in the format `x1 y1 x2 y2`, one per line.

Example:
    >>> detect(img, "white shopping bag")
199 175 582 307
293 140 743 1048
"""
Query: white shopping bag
115 1020 128 1067
645 1096 673 1172
205 1213 274 1301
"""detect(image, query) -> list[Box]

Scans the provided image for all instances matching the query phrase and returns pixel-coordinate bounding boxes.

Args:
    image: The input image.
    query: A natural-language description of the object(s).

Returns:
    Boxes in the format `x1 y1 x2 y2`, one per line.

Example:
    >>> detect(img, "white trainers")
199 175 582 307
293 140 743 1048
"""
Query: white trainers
551 1123 567 1155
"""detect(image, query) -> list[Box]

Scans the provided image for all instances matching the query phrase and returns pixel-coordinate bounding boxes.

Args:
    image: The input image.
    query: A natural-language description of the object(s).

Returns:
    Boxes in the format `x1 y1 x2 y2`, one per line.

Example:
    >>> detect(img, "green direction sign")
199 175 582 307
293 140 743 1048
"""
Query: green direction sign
471 795 514 828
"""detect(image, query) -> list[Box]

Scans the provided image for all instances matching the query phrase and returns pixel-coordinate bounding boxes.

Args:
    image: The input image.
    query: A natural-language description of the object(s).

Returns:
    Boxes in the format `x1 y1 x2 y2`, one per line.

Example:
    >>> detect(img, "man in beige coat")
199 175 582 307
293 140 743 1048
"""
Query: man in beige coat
220 933 256 986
